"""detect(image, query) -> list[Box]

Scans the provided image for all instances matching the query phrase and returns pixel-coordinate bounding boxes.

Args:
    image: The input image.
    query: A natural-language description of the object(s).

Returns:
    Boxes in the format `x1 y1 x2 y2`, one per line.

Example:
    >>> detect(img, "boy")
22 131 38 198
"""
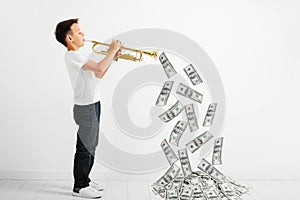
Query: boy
55 18 122 199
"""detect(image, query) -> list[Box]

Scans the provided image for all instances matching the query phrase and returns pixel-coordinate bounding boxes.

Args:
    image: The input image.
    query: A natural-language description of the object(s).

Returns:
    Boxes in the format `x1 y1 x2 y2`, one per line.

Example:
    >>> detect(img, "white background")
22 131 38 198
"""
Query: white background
0 0 299 180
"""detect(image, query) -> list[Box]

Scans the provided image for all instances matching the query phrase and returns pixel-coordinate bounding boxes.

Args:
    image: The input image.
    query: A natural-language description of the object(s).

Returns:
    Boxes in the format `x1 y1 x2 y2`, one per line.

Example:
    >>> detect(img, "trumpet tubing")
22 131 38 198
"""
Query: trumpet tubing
85 40 157 62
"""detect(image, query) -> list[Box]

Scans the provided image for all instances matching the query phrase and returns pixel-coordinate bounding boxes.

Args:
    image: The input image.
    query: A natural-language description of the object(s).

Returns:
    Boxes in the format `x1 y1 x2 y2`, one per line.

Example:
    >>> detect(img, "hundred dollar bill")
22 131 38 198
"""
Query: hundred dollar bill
186 131 214 153
159 52 177 78
152 163 181 198
179 185 193 200
192 185 206 200
159 100 183 123
156 81 174 106
219 180 235 197
219 180 245 200
212 137 223 165
151 183 166 198
178 148 192 177
203 103 217 127
197 159 225 183
176 83 203 104
166 189 178 199
225 177 251 196
170 178 183 191
184 64 202 85
202 186 220 200
161 139 178 165
155 163 181 188
169 121 187 146
185 104 199 132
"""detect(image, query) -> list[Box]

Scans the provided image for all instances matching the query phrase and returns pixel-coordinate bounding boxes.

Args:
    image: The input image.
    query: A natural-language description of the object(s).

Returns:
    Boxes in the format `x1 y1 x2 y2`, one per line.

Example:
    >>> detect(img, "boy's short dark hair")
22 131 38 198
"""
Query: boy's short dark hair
55 18 78 47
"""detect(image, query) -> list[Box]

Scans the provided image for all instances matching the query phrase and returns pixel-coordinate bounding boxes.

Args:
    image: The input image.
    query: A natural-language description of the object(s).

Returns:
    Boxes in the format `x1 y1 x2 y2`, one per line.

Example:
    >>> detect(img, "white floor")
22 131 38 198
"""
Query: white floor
0 179 299 200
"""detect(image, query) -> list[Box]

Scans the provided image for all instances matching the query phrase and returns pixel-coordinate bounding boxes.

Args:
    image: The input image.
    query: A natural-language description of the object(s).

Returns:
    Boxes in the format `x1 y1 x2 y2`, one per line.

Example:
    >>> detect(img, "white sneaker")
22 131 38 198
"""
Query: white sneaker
89 181 104 191
72 186 102 199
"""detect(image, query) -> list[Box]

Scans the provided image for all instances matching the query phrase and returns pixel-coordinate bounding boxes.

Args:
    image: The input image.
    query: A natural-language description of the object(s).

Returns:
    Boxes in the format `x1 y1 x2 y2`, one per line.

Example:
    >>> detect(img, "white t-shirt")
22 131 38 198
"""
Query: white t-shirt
64 50 101 105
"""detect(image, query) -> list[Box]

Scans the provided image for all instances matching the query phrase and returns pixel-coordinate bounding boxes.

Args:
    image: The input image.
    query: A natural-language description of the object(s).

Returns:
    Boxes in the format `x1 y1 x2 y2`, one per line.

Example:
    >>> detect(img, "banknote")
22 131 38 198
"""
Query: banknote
192 184 206 200
159 100 183 123
184 64 202 85
179 185 193 200
178 148 192 177
154 163 181 188
197 159 225 183
166 189 178 199
219 180 235 197
169 121 187 146
185 104 199 132
202 186 220 200
156 81 174 106
186 131 214 153
212 137 223 165
159 52 177 78
203 103 217 127
161 139 178 165
176 83 203 103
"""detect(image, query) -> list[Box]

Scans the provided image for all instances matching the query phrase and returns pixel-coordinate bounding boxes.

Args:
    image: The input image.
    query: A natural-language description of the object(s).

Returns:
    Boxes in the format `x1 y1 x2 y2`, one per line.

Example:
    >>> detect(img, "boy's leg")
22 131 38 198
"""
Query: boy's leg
87 101 101 183
73 103 99 190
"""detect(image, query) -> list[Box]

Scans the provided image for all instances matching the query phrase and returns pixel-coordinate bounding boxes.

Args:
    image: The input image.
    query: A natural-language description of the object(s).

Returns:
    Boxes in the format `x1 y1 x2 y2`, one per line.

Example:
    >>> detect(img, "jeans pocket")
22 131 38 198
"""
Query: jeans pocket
74 105 93 126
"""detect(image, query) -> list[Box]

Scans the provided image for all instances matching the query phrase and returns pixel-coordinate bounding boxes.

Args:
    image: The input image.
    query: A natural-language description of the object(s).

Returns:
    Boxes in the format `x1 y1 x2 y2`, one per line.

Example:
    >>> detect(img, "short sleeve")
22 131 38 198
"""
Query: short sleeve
68 51 88 70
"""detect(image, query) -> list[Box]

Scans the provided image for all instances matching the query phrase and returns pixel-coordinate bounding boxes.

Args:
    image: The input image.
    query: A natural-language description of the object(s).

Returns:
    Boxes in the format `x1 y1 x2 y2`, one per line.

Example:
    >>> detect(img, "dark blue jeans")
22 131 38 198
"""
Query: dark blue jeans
73 101 101 190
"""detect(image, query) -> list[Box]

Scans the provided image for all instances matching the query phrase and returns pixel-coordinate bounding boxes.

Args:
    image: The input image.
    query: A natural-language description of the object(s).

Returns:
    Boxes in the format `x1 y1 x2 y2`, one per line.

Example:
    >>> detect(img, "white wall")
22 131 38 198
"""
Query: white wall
0 0 299 180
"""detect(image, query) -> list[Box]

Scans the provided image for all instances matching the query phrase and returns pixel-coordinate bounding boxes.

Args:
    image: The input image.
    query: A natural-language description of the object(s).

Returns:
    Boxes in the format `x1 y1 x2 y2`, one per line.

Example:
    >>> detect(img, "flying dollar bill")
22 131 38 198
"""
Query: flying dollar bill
184 64 202 85
212 137 223 165
186 131 214 153
161 139 178 165
178 148 192 177
156 81 174 106
176 83 203 103
152 163 181 198
203 103 217 127
185 104 199 132
169 121 187 146
197 159 225 183
159 100 183 123
159 52 177 78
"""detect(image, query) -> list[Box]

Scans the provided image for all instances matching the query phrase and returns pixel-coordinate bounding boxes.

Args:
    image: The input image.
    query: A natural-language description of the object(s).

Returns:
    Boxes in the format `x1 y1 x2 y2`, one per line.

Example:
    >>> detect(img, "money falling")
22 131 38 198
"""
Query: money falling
159 100 183 123
154 51 250 199
186 131 214 153
156 81 174 106
161 139 178 165
212 137 223 165
176 83 203 104
169 121 188 146
185 104 199 132
178 148 193 177
184 64 203 85
203 103 217 127
159 52 177 78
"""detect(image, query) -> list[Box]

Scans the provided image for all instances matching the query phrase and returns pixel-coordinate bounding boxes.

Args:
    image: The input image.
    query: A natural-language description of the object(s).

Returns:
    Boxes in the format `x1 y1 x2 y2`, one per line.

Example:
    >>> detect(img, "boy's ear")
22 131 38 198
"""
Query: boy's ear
66 34 73 43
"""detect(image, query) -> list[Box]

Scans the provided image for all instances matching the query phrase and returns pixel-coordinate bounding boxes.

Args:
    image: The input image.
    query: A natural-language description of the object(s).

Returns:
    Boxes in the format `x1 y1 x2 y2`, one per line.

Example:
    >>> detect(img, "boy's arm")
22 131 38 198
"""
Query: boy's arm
83 40 121 79
93 62 112 78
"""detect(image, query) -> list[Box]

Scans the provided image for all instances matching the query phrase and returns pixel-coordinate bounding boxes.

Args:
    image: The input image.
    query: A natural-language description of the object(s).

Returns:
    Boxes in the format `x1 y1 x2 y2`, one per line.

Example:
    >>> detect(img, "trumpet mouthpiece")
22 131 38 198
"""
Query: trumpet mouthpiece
84 39 92 43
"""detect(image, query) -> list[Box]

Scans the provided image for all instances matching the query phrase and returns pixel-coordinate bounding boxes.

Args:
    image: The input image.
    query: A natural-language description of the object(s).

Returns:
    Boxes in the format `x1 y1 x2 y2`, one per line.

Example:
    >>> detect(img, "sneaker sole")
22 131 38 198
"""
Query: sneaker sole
72 192 101 199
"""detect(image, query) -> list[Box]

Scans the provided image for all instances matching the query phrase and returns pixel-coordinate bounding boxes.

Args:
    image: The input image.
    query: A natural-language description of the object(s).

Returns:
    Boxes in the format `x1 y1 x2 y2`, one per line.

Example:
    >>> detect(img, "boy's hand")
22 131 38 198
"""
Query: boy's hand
108 39 122 54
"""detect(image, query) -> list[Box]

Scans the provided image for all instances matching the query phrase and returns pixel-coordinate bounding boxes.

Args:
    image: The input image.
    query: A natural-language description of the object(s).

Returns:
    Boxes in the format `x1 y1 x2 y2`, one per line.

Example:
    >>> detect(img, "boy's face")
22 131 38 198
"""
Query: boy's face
67 23 85 48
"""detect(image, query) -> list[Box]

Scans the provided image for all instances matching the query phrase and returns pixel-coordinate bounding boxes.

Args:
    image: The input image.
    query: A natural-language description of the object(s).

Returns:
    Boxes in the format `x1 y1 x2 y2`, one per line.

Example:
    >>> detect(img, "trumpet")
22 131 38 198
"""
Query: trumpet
85 40 158 62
